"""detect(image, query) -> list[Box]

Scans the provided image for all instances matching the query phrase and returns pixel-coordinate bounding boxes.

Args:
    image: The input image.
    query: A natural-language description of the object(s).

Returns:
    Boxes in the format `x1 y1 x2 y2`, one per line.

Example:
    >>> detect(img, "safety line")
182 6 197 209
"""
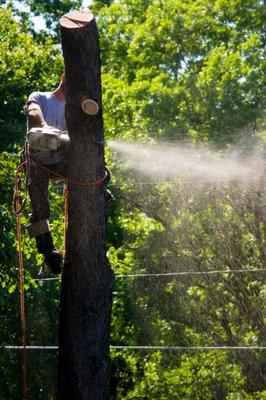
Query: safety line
111 181 266 190
112 345 266 350
34 268 266 282
115 268 266 278
4 345 266 351
34 277 60 281
30 160 108 187
14 162 29 400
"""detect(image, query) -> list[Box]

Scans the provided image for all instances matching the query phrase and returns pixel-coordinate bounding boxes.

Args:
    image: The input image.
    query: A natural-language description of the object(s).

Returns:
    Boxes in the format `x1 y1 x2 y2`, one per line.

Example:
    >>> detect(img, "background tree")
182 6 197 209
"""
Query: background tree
95 0 265 144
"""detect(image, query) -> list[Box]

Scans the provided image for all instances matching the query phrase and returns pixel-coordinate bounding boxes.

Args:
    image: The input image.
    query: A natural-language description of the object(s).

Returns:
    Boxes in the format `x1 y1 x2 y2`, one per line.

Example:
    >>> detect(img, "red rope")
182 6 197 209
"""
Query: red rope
63 185 69 260
14 166 28 400
30 160 108 187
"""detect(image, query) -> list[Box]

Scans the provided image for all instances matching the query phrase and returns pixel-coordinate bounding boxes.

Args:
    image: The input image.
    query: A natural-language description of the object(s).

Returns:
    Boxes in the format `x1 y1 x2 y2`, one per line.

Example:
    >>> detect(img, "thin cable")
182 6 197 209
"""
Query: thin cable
113 345 265 350
4 345 266 351
34 268 266 282
115 268 266 278
35 277 60 281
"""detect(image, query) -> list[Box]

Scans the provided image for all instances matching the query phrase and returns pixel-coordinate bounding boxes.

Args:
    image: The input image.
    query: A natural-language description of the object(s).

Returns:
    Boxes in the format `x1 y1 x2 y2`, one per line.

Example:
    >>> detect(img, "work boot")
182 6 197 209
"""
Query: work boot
45 250 63 275
35 232 62 275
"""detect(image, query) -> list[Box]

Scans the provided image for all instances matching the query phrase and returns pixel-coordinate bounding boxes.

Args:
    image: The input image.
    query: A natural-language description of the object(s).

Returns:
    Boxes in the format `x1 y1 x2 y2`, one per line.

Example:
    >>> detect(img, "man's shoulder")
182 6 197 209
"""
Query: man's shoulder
26 92 54 110
28 91 52 100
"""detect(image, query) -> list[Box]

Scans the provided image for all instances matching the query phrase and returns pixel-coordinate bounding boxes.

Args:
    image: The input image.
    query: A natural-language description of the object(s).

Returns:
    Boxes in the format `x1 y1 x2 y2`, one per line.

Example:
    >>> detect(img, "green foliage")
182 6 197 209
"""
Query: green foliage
99 2 265 397
0 150 19 285
96 0 265 144
0 7 63 149
124 351 244 399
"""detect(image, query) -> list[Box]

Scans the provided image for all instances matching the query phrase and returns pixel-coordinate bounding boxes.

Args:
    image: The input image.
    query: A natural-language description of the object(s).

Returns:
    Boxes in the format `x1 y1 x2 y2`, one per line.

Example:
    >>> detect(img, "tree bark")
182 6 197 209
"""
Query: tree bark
58 10 113 400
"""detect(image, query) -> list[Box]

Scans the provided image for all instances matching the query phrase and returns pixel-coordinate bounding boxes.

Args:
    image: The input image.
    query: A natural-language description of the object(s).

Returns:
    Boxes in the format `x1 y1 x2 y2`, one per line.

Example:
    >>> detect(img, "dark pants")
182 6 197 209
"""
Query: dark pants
27 153 69 237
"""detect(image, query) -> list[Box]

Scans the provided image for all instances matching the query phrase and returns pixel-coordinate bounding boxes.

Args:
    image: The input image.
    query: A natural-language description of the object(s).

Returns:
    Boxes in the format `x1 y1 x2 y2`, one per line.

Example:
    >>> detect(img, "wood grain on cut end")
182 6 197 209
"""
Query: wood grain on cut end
60 10 94 29
81 98 99 115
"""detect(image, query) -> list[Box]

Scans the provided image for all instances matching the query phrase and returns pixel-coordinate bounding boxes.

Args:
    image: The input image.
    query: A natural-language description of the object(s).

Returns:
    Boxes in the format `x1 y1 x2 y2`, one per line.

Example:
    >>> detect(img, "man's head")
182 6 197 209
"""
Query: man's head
59 72 66 94
52 71 66 100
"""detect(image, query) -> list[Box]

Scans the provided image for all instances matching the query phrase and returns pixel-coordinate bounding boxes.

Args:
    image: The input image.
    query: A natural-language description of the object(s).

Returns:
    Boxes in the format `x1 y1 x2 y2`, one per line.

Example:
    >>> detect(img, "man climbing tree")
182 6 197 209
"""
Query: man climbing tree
24 72 99 274
24 72 67 274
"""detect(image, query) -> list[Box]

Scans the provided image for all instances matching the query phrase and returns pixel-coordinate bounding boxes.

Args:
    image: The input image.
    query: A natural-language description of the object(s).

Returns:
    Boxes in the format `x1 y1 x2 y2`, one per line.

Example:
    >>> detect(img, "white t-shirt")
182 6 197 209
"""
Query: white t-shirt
27 91 66 131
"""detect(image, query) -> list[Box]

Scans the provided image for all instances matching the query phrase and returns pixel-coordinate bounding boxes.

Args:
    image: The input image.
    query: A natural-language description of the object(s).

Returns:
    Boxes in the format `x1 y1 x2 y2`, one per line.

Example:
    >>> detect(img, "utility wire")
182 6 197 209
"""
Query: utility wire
34 268 266 282
4 345 266 351
115 268 266 278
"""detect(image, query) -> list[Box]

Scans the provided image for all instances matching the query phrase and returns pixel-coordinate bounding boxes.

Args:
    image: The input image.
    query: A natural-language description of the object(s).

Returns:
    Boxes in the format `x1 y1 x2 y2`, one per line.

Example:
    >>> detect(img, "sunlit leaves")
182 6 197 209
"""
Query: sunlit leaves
0 8 63 148
97 0 265 143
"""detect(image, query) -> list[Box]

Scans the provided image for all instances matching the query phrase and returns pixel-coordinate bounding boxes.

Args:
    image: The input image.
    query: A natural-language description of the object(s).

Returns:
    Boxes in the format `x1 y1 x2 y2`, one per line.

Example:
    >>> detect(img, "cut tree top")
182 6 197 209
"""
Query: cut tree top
60 10 94 29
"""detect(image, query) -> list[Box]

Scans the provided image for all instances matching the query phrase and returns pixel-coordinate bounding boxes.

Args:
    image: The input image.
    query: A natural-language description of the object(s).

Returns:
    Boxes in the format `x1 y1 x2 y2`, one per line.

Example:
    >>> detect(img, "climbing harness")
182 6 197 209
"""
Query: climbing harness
29 160 108 187
13 154 108 399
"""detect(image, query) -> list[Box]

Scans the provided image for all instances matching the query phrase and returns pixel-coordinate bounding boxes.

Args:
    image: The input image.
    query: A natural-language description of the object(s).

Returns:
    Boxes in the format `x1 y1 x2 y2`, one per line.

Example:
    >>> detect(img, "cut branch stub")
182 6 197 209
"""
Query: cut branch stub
81 96 99 115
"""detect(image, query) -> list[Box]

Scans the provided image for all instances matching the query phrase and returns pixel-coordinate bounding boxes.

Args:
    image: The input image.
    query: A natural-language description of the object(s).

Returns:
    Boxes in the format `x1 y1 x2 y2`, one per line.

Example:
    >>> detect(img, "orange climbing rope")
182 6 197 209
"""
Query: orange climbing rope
30 160 108 187
13 162 28 400
13 158 108 398
63 185 69 259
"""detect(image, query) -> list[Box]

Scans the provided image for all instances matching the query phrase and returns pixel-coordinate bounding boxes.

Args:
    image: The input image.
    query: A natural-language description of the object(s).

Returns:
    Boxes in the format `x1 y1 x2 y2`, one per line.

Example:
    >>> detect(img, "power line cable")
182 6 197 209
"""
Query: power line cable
34 268 266 282
115 268 266 278
4 345 266 351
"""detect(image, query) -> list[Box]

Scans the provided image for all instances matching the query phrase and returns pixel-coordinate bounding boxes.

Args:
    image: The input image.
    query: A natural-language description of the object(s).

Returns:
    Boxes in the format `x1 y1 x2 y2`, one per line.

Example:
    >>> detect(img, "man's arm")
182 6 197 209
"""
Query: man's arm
24 103 48 128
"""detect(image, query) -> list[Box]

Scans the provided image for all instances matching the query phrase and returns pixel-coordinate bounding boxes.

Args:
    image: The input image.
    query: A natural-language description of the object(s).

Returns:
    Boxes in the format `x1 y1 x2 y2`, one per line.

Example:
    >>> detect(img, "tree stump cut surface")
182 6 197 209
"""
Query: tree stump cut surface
60 10 94 29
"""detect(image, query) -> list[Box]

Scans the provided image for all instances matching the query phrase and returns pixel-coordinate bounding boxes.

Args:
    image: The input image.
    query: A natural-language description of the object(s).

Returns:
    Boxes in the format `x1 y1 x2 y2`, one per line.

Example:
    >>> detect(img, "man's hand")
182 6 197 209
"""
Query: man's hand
24 103 47 128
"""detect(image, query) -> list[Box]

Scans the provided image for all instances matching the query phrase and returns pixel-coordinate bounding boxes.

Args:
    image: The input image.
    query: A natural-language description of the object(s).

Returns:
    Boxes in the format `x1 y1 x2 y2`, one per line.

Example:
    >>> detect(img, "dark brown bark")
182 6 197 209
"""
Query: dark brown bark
58 11 113 400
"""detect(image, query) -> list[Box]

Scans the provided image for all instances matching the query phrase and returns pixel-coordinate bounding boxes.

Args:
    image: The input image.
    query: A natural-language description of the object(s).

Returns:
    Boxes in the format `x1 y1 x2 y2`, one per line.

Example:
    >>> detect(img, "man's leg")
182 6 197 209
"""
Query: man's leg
27 163 62 274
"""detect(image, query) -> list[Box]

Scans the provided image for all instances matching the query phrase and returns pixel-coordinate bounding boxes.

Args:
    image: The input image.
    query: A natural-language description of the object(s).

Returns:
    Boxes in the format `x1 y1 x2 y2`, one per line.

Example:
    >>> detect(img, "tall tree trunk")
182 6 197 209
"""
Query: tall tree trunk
58 10 113 400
